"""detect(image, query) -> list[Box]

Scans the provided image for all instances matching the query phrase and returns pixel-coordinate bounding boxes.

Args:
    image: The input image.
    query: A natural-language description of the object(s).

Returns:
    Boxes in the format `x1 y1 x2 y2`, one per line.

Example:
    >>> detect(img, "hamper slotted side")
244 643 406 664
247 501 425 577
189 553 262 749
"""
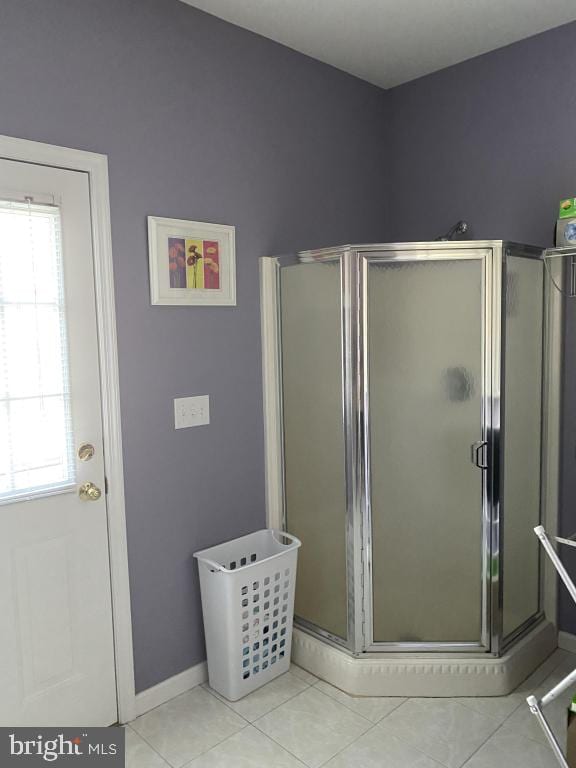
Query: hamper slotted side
194 529 301 701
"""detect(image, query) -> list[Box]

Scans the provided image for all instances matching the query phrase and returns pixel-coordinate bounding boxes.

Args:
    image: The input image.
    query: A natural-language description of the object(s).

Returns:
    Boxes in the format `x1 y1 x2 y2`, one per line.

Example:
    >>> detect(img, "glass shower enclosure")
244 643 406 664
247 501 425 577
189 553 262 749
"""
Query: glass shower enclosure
274 241 544 656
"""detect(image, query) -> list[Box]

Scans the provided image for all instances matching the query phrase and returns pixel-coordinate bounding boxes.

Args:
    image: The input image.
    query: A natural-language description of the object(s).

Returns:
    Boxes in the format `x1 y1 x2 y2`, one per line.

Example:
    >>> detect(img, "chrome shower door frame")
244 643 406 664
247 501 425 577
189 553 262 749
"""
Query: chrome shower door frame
497 242 546 654
357 243 494 654
274 247 360 654
270 240 545 658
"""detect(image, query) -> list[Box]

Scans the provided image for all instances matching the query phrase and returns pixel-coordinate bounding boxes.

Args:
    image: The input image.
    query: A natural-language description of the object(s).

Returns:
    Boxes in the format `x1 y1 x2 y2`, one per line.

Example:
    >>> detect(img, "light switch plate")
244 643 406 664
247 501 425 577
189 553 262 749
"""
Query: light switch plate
174 395 210 429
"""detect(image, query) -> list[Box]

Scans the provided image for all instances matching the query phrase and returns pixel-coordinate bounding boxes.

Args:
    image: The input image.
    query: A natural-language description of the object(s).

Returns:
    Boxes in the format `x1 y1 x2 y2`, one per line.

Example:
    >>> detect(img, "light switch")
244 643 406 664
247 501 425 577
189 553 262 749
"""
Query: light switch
174 395 210 429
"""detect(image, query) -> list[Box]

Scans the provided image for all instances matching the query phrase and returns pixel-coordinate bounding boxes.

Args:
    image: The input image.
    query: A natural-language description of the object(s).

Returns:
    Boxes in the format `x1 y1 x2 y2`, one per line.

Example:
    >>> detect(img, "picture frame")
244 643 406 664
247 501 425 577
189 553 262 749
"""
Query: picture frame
147 216 236 306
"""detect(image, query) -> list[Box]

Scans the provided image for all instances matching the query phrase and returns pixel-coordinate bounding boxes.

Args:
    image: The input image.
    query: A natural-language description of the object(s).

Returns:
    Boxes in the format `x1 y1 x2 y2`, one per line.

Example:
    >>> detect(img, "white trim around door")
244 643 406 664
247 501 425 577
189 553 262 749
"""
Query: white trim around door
0 134 136 724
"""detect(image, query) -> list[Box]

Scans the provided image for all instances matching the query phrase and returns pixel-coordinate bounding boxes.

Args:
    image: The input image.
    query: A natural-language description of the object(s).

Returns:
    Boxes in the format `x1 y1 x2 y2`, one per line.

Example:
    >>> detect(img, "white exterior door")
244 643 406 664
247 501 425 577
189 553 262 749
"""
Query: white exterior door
0 158 117 726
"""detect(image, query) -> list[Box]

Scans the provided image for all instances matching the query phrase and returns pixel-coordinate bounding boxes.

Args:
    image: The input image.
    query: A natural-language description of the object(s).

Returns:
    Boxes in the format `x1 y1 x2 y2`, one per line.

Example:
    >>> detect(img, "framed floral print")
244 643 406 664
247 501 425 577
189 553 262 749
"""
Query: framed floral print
148 216 236 306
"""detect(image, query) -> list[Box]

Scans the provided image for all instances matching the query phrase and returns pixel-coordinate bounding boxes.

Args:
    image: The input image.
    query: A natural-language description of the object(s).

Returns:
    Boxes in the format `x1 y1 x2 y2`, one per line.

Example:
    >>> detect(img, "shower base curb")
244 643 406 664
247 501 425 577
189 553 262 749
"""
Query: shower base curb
292 621 556 697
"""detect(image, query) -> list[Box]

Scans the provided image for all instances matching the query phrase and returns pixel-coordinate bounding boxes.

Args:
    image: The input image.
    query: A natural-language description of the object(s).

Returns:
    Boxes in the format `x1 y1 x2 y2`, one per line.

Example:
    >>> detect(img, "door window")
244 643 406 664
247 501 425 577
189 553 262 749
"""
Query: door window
0 199 74 501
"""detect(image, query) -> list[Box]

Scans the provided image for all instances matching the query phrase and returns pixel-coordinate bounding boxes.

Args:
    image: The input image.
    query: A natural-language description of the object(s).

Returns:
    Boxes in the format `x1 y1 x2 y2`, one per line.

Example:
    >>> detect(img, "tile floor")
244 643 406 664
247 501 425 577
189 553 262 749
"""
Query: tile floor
125 651 576 768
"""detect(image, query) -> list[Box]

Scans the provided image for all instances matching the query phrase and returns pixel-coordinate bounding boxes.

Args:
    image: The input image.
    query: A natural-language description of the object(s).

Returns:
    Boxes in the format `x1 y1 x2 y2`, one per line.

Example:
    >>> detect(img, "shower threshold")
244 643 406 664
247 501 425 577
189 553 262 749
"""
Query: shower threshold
292 620 556 697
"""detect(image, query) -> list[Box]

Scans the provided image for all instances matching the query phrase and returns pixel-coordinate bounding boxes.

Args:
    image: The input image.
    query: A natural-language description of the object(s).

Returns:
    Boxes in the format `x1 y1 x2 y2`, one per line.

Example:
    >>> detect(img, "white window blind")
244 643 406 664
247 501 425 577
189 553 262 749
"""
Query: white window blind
0 198 75 501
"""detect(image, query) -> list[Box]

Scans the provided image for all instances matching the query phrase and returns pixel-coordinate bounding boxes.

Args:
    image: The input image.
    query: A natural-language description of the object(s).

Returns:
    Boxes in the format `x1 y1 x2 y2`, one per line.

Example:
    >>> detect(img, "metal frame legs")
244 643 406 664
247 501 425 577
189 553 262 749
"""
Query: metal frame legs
528 525 576 767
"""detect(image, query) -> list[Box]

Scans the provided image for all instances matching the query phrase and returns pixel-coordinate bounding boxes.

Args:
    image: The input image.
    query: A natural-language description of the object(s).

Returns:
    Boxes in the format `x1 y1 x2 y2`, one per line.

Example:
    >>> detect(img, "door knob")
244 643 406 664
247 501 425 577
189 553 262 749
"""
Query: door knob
79 482 102 501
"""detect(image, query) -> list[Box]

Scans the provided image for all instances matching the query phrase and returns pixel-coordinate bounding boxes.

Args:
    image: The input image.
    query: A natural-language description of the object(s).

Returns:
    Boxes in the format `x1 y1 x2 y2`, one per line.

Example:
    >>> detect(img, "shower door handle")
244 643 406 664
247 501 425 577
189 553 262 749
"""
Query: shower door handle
471 440 488 470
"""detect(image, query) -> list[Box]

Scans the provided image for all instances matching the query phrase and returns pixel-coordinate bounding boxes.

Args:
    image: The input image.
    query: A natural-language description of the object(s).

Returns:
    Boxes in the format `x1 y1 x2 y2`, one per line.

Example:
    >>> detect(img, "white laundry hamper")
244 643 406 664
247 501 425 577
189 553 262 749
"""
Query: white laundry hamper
194 529 301 701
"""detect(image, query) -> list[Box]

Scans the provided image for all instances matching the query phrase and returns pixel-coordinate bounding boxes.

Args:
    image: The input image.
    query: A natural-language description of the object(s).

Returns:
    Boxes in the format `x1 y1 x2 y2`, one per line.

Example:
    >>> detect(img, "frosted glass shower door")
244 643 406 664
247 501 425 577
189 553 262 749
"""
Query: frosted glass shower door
366 252 488 648
280 259 348 642
501 255 543 640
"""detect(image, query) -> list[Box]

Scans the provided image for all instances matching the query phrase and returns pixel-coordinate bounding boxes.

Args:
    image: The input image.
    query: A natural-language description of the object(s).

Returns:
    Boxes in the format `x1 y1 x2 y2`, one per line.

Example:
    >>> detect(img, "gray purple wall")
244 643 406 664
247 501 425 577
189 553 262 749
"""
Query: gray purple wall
387 21 576 246
387 21 576 632
0 0 389 691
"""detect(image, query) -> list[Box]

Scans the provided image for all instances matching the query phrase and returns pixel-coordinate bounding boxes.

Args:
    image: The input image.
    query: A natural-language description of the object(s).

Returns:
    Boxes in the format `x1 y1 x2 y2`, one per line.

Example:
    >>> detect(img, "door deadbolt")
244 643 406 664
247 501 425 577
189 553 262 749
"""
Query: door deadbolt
78 443 95 461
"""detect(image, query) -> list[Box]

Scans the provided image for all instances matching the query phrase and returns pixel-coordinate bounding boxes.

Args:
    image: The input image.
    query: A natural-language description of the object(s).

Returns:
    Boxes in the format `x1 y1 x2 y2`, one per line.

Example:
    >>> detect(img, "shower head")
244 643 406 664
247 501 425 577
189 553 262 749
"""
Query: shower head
435 220 469 241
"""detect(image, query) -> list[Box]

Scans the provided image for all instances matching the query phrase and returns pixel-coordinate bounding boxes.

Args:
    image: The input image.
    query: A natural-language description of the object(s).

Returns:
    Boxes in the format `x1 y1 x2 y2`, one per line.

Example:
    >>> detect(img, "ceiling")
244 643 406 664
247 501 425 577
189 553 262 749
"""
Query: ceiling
179 0 576 88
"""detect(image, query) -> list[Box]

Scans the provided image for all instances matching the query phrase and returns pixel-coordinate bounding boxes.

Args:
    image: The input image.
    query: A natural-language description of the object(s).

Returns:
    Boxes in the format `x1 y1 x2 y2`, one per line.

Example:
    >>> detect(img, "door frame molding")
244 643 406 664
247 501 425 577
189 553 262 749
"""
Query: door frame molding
0 134 136 723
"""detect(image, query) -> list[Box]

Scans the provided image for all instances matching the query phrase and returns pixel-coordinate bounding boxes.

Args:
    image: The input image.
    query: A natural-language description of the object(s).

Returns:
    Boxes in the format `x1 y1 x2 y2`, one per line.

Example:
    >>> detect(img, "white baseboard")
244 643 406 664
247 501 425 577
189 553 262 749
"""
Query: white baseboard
134 661 207 718
558 631 576 654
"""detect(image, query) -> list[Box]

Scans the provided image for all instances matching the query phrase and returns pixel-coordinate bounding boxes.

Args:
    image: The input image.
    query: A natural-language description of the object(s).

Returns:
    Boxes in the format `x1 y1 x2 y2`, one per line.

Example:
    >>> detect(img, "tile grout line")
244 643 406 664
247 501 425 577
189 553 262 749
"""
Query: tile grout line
458 706 538 768
125 723 177 767
250 684 375 767
455 647 576 756
281 687 495 768
315 721 382 767
200 683 261 724
248 720 312 767
356 695 506 768
196 670 323 764
310 678 407 723
178 722 251 767
201 670 316 726
459 653 576 766
367 703 455 768
129 686 249 767
452 690 541 767
177 722 306 768
455 692 526 721
312 717 446 768
314 729 448 768
458 721 509 767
